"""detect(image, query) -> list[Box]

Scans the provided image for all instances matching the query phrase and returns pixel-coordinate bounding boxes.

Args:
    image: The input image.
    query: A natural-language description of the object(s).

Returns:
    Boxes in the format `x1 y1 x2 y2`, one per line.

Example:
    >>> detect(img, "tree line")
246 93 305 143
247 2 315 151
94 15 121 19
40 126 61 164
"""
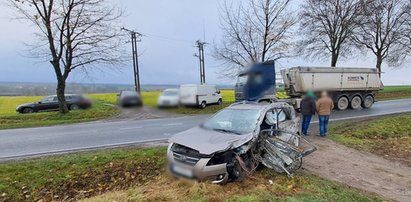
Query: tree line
215 0 411 77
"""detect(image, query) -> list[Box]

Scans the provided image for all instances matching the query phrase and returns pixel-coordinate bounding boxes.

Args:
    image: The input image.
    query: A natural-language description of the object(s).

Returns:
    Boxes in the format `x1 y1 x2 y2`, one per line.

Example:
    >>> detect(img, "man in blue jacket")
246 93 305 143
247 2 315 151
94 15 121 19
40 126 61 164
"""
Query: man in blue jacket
300 90 316 136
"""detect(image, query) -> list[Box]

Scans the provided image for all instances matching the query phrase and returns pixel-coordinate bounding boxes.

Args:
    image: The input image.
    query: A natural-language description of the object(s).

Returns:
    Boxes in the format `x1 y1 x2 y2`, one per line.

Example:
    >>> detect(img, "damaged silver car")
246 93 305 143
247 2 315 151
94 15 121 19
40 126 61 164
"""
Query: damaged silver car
167 102 316 184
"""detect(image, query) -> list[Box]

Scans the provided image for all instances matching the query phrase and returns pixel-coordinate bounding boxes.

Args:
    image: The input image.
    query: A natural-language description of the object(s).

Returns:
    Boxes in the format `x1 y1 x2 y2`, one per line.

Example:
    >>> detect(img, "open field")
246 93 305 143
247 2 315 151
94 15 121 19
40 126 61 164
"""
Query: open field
330 113 411 166
0 147 382 202
376 85 411 100
0 96 119 129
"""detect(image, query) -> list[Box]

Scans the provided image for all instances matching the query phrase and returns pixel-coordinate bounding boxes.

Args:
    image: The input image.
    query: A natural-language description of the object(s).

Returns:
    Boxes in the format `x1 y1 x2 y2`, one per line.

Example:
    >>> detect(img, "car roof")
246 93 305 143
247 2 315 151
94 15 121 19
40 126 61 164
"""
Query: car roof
46 94 81 97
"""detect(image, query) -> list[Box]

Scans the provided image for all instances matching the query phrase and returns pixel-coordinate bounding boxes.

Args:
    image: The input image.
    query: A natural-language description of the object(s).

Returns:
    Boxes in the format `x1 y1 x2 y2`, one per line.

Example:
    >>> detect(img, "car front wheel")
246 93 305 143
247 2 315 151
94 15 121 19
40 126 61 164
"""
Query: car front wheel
22 108 34 113
200 101 206 109
217 99 222 105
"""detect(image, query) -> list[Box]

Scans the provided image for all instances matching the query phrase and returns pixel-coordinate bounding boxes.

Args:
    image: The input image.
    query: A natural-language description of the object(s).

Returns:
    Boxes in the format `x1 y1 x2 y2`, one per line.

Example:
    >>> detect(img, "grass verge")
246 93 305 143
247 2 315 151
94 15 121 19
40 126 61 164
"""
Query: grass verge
0 147 382 202
0 96 119 129
375 85 411 100
330 113 411 166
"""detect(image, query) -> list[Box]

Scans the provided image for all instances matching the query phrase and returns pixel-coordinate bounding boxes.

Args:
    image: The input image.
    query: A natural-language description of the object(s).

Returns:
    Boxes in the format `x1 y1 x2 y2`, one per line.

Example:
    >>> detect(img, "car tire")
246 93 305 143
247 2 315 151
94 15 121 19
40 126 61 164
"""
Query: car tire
22 108 34 113
69 104 79 110
350 96 362 110
229 158 245 182
361 95 374 109
200 101 206 109
337 96 349 110
217 99 222 105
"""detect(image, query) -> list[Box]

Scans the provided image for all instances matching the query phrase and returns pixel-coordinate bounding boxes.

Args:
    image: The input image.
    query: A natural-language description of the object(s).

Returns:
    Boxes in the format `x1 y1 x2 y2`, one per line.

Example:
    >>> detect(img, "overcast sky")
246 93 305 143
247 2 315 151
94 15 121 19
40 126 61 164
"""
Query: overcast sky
0 0 410 85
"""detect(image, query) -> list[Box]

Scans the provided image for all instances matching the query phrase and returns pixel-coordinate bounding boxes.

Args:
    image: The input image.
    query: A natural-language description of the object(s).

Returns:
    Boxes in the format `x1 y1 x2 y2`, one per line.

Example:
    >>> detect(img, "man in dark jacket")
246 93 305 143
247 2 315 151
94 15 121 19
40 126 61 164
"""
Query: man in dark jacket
300 90 316 136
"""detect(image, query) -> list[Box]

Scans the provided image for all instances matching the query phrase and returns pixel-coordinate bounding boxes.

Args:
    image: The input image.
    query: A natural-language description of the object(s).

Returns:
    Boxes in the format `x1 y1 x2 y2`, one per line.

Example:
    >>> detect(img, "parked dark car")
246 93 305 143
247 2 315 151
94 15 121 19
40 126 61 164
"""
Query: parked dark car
117 91 143 107
16 94 92 113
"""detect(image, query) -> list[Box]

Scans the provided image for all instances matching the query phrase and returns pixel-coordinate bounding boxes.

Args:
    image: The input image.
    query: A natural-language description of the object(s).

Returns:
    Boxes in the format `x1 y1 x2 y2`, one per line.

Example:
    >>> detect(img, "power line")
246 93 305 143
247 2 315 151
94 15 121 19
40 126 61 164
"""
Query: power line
143 33 193 44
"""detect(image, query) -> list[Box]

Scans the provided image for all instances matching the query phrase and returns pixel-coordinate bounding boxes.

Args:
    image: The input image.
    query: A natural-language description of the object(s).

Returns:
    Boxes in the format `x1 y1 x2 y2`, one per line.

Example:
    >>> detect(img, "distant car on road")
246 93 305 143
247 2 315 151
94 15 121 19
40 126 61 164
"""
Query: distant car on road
157 89 180 108
16 94 92 113
117 91 143 107
179 84 222 109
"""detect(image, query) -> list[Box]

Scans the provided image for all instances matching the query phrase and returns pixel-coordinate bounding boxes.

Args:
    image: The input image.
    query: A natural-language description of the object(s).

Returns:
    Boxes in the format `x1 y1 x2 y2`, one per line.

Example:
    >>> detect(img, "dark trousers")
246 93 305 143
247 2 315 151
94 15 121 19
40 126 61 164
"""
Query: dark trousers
301 115 312 135
319 115 330 137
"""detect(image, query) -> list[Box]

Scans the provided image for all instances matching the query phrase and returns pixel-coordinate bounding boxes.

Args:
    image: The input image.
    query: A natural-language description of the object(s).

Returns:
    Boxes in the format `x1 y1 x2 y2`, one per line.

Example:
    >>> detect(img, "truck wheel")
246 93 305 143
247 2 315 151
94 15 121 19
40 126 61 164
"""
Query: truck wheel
361 95 374 109
350 96 362 110
200 101 206 109
337 96 349 110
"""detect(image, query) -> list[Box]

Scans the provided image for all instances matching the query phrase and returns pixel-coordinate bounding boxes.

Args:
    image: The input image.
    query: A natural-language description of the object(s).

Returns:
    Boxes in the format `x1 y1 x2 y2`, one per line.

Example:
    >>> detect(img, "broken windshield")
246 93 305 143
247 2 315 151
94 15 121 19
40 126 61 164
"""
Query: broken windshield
202 108 261 135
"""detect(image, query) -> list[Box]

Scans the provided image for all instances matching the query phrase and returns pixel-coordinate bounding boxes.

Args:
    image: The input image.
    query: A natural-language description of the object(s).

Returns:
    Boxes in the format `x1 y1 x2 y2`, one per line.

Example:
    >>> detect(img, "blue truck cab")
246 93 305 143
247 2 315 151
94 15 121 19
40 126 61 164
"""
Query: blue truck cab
234 60 276 102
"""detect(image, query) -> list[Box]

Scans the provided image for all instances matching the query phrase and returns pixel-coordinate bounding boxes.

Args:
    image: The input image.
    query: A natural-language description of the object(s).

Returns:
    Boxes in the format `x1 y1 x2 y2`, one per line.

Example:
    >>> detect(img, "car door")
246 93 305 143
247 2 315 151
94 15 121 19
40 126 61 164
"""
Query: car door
37 96 57 111
206 86 215 104
210 87 219 104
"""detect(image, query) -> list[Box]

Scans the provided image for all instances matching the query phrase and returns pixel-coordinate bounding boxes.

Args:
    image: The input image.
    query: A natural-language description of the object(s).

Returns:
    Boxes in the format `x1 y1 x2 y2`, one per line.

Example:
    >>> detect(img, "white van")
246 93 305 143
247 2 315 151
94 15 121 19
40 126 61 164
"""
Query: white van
179 84 222 109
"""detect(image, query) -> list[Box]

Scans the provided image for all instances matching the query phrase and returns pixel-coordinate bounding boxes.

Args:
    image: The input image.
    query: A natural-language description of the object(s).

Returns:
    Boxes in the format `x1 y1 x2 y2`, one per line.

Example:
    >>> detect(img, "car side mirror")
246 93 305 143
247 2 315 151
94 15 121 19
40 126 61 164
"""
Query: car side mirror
216 90 221 94
38 101 42 104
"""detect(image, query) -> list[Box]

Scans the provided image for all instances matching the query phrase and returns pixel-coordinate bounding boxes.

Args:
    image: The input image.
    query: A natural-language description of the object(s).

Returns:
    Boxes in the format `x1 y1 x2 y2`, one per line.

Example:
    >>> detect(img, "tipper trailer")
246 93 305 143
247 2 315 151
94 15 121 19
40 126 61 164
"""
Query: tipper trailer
235 61 384 110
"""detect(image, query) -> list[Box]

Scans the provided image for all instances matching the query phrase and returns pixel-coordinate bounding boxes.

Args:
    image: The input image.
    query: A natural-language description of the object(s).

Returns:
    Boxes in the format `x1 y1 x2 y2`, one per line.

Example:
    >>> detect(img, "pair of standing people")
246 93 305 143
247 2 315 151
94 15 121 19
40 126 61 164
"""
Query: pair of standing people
300 91 334 137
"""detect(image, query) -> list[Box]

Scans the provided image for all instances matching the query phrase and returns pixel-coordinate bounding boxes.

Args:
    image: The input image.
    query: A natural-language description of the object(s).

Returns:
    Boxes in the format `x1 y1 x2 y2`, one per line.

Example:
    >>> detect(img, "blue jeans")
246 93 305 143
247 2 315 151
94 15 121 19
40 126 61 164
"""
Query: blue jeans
319 115 330 137
301 115 312 135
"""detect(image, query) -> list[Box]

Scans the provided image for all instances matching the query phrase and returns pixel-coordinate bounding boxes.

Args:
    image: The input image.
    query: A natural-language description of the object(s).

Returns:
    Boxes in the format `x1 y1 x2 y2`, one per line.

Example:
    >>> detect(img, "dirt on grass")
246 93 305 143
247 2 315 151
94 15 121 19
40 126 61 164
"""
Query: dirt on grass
303 135 411 202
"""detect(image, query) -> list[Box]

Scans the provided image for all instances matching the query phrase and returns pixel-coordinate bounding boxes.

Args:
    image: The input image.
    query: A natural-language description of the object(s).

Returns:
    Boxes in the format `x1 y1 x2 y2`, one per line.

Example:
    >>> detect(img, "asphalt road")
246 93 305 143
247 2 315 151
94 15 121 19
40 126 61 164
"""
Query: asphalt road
0 99 410 161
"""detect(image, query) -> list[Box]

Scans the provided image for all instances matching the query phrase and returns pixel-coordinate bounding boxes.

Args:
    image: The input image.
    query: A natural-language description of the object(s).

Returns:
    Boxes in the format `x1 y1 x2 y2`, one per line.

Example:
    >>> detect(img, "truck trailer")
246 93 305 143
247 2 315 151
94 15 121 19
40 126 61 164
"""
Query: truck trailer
235 61 383 110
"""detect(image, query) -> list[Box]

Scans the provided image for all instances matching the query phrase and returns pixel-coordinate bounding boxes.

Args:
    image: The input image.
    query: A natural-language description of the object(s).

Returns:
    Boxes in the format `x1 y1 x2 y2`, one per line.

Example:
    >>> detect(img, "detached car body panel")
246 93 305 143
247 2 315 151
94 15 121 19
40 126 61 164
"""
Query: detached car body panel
167 102 316 183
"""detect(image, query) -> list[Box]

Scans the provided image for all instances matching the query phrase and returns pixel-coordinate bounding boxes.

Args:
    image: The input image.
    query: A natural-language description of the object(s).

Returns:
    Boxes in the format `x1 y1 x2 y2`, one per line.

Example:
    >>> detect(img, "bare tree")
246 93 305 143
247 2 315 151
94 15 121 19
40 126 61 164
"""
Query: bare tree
9 0 126 113
214 0 296 77
298 0 360 67
400 1 411 61
353 0 410 77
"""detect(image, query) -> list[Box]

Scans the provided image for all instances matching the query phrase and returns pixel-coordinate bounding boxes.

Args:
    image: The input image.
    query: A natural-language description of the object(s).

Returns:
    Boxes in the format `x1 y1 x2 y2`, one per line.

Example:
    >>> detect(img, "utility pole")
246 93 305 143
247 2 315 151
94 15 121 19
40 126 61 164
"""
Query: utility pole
122 27 142 93
194 40 206 85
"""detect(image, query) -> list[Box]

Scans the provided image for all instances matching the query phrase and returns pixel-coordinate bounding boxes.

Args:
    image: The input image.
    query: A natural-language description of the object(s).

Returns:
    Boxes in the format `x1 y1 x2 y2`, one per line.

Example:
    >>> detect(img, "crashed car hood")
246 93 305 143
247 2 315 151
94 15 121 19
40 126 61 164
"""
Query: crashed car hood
169 127 253 155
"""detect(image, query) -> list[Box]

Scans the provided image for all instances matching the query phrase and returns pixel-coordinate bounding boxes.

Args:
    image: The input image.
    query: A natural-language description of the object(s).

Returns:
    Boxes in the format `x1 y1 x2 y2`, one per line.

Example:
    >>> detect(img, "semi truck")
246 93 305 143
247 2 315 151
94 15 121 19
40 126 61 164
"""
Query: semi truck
234 61 383 110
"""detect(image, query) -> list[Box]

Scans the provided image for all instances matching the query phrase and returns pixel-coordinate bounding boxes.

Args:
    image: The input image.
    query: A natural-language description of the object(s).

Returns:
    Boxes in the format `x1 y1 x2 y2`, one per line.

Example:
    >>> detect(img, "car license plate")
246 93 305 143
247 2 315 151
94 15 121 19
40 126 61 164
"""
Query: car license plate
172 164 193 178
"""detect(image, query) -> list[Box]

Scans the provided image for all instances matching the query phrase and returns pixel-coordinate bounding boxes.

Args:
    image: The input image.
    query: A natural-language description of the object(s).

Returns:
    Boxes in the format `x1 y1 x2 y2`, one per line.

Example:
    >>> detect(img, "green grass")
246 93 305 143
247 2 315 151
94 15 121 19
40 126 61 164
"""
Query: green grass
0 147 166 201
376 85 411 100
330 113 411 165
0 147 382 202
0 96 119 129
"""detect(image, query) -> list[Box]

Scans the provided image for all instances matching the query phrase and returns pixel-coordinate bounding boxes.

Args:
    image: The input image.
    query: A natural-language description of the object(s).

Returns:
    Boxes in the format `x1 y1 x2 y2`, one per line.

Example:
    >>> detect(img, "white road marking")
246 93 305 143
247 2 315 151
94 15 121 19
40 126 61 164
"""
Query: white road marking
119 126 143 130
163 123 183 126
0 138 169 161
60 130 97 135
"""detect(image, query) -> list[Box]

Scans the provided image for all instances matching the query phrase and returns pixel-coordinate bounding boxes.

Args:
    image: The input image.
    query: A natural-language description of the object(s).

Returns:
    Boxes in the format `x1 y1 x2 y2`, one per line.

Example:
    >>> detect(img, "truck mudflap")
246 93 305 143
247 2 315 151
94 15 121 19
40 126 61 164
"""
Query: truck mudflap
259 130 316 177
